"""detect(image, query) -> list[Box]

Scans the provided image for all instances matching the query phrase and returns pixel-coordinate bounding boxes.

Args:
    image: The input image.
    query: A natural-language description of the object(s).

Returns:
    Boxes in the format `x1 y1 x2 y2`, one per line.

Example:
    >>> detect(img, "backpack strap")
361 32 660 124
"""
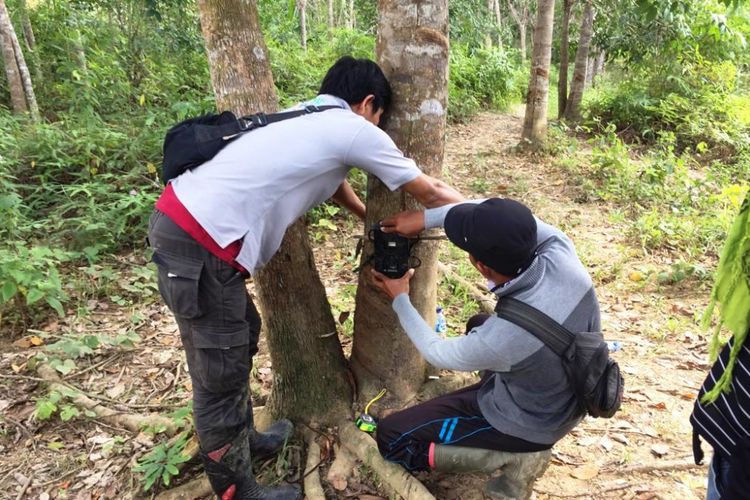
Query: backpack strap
237 104 341 131
494 297 575 357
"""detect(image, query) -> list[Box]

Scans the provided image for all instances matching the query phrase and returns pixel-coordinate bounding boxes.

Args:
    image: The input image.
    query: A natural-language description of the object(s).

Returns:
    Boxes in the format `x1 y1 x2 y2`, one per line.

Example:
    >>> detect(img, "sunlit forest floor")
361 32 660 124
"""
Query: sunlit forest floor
1 108 713 499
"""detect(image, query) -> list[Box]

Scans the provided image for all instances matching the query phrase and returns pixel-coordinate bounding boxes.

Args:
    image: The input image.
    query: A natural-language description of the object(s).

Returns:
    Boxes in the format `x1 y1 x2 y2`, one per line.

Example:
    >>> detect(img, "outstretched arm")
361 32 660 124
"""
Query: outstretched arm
331 180 366 221
400 174 464 208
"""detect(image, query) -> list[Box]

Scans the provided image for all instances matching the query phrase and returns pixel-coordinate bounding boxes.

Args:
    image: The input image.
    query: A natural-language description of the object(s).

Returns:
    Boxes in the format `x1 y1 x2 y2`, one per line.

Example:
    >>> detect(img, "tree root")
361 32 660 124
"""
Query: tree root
437 263 494 314
36 364 179 436
154 476 211 500
339 421 435 500
303 430 326 500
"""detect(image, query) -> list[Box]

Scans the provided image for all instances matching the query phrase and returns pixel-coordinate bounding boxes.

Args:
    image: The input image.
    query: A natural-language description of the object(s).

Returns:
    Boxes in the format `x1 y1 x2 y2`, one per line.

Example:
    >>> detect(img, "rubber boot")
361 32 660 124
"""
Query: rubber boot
484 449 551 500
201 427 301 500
248 419 294 461
432 445 551 500
432 444 517 473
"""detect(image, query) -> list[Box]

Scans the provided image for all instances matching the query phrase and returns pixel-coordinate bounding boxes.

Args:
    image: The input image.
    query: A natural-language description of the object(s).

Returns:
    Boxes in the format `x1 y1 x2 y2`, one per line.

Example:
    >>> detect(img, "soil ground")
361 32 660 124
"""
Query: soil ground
0 108 716 499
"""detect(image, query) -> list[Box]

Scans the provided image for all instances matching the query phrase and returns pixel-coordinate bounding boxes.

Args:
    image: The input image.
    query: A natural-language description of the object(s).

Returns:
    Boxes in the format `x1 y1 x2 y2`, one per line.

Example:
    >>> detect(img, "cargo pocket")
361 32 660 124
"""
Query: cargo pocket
192 325 250 393
152 250 205 319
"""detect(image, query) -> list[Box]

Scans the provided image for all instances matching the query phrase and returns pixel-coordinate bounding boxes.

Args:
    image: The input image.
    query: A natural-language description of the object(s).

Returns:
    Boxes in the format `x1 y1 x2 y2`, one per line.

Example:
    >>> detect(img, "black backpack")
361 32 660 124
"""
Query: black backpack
161 105 340 184
495 297 624 418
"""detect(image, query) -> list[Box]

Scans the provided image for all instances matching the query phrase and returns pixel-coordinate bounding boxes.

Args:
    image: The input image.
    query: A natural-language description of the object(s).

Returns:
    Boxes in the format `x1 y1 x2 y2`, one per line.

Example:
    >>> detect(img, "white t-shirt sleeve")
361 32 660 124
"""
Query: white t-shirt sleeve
345 123 422 191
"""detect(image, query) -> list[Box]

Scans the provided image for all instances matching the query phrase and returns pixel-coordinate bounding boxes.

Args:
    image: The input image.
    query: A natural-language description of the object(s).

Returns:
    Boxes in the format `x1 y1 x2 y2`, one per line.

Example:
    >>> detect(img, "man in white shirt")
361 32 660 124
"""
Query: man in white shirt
148 56 463 499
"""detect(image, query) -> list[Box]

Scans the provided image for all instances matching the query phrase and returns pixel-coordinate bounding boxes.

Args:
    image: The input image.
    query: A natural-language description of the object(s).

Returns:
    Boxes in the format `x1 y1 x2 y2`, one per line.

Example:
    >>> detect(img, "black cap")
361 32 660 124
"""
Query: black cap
444 198 538 276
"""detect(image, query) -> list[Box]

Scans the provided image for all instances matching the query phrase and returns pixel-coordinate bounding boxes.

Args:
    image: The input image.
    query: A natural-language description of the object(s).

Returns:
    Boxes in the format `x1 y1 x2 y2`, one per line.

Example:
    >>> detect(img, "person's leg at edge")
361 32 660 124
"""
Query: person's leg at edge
148 211 299 499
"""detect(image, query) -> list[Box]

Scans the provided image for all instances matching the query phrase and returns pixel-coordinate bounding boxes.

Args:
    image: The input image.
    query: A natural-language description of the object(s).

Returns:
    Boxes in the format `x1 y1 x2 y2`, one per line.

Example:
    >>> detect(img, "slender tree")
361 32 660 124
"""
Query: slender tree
585 54 595 86
299 0 307 49
17 0 40 82
557 0 574 119
507 0 531 63
328 0 334 29
0 0 37 121
564 0 595 122
493 0 504 48
351 0 450 402
0 0 26 114
196 0 351 424
521 0 555 145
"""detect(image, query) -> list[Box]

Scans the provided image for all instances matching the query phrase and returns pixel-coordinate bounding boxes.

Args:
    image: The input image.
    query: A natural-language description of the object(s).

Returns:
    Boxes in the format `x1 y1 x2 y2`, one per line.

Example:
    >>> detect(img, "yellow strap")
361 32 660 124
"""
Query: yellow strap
364 388 387 415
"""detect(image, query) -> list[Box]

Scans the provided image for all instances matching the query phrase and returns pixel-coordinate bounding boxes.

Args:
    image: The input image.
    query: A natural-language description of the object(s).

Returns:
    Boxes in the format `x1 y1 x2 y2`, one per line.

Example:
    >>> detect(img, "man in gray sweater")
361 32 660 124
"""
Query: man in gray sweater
372 198 600 496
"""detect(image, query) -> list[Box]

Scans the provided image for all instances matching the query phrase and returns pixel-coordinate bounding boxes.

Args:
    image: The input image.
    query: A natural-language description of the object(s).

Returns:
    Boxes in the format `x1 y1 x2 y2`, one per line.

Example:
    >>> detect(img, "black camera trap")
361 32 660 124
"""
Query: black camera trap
369 225 417 279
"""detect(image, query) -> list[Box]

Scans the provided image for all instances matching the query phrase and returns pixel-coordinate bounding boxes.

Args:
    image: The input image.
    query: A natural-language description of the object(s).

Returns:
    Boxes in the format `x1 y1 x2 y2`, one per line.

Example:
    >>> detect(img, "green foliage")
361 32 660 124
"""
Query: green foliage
559 123 748 257
133 433 191 491
449 45 526 122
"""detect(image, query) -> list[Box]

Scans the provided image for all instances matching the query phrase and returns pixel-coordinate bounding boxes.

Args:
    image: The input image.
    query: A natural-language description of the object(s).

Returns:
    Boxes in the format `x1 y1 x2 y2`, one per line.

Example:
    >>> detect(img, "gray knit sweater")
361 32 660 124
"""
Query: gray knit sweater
391 202 601 444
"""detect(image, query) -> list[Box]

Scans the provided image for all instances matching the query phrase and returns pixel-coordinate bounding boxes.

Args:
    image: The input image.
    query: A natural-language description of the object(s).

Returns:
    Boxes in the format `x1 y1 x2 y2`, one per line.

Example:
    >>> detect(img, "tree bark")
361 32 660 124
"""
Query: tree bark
0 0 26 114
351 0 449 403
563 1 595 123
348 0 355 29
557 0 573 119
521 0 555 145
328 0 335 29
197 0 351 424
0 0 37 121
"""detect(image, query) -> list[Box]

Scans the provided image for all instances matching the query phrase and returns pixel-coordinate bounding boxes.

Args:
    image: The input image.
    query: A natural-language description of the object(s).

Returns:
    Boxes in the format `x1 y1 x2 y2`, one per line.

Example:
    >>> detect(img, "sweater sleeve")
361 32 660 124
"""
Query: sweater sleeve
424 199 486 230
391 294 513 372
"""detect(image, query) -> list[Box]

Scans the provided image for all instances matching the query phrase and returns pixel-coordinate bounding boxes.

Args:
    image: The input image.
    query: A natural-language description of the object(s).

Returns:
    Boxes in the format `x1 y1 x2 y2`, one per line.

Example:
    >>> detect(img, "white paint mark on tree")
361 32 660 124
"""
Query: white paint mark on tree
420 99 444 117
252 46 266 61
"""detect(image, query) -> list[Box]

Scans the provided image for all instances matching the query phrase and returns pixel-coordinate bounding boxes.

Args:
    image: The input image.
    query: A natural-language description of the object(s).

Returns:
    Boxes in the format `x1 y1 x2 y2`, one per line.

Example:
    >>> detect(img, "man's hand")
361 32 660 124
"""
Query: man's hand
370 268 415 301
380 210 425 237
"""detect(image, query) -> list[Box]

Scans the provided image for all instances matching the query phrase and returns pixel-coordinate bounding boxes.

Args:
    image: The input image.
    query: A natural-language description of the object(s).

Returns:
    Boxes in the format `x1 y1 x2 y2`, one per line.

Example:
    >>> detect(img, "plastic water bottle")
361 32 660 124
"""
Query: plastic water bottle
435 306 447 333
606 341 622 352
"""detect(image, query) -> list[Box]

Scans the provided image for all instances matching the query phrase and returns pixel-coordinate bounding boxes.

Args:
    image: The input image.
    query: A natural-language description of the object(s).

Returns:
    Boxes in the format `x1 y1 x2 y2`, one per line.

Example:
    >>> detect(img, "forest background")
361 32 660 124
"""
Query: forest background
0 0 749 498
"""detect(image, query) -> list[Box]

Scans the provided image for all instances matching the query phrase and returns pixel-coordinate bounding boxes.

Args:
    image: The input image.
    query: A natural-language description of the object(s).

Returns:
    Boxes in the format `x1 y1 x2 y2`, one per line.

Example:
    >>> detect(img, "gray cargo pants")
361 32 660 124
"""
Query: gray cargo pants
147 210 261 451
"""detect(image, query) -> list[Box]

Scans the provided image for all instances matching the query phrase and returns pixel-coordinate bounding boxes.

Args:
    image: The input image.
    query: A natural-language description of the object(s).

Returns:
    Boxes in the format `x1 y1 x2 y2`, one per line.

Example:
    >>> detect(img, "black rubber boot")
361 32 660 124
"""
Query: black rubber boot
201 427 301 500
248 419 294 461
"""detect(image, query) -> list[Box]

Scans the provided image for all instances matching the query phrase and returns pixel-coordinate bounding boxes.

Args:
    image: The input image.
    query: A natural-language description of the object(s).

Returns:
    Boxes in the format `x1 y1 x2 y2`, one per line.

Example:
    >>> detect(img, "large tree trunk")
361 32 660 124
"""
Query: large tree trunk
197 0 350 424
521 0 555 145
557 0 573 119
0 0 26 114
351 0 449 403
563 1 595 123
0 0 37 121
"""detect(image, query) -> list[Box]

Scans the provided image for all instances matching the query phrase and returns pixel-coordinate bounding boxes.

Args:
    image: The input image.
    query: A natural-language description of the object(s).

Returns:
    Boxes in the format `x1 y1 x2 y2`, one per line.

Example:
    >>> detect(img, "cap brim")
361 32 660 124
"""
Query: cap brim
444 203 478 252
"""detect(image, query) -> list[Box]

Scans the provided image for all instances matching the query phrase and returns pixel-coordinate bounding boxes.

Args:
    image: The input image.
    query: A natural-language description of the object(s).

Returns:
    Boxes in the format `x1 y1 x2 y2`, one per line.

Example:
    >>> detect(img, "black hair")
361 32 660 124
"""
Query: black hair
319 56 392 113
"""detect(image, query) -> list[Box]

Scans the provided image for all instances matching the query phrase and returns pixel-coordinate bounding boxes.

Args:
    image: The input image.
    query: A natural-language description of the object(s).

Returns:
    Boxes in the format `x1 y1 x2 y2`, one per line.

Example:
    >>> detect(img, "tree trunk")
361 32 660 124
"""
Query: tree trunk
507 0 528 63
0 0 26 114
493 0 503 49
328 0 334 29
557 0 573 119
299 0 307 49
585 55 594 87
197 0 351 424
521 0 555 145
17 0 40 82
351 0 449 403
348 0 354 29
595 50 605 83
563 1 594 123
0 0 37 121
